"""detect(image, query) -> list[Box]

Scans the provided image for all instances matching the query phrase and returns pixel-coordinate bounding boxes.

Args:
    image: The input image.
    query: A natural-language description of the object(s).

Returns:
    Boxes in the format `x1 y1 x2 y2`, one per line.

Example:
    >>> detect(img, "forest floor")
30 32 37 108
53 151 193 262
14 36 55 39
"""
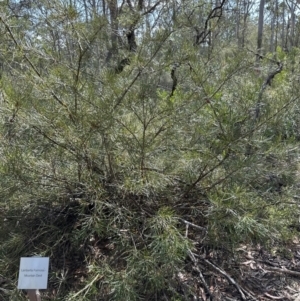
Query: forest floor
187 238 300 301
13 235 300 301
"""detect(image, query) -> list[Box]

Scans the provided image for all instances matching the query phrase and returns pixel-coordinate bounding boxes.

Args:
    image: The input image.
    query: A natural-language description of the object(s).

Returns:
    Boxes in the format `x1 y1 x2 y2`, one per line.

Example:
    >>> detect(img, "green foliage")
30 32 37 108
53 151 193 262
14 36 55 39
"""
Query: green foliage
0 0 300 300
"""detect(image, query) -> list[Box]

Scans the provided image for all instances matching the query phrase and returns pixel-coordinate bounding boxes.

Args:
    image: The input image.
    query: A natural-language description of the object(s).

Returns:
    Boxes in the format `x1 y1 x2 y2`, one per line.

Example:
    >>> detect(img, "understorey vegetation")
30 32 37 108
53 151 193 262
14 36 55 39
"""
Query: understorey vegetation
1 0 300 300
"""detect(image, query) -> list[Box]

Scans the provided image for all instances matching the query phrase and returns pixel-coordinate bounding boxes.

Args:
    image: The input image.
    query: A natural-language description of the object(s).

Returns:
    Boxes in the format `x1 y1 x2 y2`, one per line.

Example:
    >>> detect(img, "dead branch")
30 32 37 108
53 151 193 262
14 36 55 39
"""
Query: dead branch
265 266 300 277
264 292 284 300
202 259 247 301
188 251 213 300
194 0 226 45
179 218 207 232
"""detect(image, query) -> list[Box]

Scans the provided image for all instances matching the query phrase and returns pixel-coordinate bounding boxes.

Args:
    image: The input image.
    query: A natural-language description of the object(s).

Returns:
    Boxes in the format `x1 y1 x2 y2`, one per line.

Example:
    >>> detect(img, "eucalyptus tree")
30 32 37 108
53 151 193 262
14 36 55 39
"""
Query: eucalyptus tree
257 0 265 57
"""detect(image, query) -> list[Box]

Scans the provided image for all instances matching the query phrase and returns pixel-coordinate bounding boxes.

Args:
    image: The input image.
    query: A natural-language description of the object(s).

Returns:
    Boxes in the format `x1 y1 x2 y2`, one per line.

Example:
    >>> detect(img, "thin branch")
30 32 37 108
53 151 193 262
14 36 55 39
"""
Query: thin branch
114 31 173 109
255 62 283 120
265 266 300 277
32 125 76 156
205 165 241 192
202 259 247 301
185 151 230 194
142 0 162 15
113 69 142 109
0 16 77 124
264 292 285 299
0 16 41 77
247 48 279 65
32 126 104 176
195 0 226 45
69 274 101 299
179 219 207 232
188 251 213 300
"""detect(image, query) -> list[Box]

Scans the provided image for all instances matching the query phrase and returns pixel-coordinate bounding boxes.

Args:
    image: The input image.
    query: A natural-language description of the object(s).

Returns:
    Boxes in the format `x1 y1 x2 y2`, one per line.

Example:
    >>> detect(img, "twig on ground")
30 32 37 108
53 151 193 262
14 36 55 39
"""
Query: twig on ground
202 258 247 301
188 251 214 300
264 292 284 300
265 267 300 277
197 267 214 301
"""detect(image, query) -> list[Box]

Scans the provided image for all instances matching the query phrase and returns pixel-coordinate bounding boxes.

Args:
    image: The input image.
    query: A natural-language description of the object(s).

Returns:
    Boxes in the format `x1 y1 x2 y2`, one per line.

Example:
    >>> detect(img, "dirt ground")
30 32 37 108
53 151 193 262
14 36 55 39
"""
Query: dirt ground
182 238 300 301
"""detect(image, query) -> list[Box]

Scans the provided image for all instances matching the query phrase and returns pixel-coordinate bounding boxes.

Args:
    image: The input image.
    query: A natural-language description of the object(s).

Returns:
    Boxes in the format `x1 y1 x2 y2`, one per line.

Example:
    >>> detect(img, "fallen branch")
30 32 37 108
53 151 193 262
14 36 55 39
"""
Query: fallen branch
202 259 247 301
265 267 300 277
188 251 213 300
264 292 284 300
197 267 213 300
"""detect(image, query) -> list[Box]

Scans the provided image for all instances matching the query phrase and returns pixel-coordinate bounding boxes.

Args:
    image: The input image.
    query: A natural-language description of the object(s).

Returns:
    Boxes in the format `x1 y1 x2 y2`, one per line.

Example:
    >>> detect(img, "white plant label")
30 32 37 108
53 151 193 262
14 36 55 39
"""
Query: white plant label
17 257 49 289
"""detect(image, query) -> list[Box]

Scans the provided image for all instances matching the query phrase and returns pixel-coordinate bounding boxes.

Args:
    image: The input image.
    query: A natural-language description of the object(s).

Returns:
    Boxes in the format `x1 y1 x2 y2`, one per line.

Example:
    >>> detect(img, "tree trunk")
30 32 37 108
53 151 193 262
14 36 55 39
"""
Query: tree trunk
107 0 119 57
270 2 275 52
241 0 250 48
236 0 241 46
274 0 278 51
288 1 296 48
281 4 286 50
257 0 265 60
